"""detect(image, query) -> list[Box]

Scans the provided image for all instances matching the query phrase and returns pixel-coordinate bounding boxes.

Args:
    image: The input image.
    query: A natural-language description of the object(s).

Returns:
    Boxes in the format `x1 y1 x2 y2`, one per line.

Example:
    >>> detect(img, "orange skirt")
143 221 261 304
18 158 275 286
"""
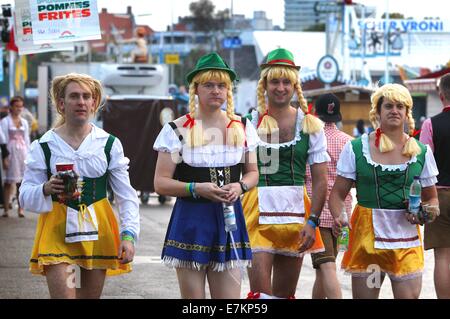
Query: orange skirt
242 187 324 257
342 205 423 280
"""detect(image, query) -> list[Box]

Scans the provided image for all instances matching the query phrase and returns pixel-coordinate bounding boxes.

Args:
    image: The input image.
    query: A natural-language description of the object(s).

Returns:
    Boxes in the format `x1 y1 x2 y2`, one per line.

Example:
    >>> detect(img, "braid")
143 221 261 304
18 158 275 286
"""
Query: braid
403 109 422 157
188 82 196 117
225 86 235 121
225 86 245 146
256 73 278 135
256 77 267 115
295 82 323 134
187 82 203 147
406 108 416 137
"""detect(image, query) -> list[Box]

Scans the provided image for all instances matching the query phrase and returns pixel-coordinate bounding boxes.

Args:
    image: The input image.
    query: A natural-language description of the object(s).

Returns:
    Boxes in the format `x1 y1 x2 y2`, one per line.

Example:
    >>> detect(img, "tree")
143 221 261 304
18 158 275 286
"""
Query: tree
189 0 216 32
215 9 230 31
188 0 230 32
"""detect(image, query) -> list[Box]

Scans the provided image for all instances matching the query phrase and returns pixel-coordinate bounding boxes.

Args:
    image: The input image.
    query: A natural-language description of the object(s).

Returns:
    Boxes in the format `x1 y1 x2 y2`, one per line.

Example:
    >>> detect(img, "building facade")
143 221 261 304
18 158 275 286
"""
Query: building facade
284 0 333 31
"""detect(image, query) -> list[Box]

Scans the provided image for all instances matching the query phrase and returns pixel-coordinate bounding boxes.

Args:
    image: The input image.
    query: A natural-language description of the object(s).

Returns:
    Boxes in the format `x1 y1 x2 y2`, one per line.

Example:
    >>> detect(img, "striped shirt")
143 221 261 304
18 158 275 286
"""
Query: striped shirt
305 122 353 228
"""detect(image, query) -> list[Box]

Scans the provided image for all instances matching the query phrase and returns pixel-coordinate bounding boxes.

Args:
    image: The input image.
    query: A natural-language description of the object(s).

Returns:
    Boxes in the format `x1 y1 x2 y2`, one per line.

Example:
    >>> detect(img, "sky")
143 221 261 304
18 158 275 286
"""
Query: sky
1 0 448 31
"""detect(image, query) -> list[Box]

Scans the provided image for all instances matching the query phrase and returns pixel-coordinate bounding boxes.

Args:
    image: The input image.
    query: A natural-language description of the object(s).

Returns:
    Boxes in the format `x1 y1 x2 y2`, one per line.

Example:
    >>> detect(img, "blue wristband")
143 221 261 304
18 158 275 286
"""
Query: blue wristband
307 220 317 229
191 182 200 199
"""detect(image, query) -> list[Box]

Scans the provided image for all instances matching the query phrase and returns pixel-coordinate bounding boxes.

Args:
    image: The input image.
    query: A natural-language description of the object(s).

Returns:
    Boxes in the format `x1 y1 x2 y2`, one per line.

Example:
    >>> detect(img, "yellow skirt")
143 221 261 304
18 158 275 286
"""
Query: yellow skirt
29 198 131 276
342 205 423 279
242 187 324 257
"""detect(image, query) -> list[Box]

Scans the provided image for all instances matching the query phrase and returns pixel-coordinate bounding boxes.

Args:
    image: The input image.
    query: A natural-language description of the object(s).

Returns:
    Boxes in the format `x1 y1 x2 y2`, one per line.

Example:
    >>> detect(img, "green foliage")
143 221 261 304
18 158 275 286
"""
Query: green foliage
189 0 216 32
188 0 230 32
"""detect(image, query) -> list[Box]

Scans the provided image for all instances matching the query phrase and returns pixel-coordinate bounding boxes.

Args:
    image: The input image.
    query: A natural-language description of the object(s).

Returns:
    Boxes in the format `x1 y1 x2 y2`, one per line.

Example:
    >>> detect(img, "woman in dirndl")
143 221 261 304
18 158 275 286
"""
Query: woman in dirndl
153 52 259 299
329 83 440 298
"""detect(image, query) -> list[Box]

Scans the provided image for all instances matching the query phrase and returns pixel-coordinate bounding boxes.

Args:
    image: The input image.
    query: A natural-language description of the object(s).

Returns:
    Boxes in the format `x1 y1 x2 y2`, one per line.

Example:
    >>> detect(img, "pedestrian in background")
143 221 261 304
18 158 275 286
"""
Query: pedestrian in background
19 73 140 298
21 106 39 141
353 119 368 137
305 93 353 299
0 124 8 209
420 72 450 299
1 96 29 218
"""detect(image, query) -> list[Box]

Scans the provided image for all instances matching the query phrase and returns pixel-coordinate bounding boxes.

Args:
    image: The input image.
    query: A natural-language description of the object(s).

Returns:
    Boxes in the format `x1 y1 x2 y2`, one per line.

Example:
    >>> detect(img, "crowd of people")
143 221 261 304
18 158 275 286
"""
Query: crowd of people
2 49 449 299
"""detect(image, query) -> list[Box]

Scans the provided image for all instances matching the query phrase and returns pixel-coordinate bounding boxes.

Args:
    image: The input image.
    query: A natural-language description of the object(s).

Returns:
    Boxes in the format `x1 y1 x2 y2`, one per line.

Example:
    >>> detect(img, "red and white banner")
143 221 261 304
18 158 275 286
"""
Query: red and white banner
28 0 101 44
15 0 74 55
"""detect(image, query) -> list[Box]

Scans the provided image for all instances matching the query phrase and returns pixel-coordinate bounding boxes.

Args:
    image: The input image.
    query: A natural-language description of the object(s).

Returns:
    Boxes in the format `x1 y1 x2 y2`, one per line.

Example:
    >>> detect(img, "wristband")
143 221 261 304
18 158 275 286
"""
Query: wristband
121 231 136 244
307 219 317 229
121 235 135 244
185 183 191 196
191 182 200 199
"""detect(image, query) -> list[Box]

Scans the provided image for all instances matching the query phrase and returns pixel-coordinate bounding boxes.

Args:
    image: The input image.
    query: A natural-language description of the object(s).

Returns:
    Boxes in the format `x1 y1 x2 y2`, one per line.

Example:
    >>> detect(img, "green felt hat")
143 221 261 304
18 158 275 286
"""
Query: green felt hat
260 48 301 70
185 52 238 84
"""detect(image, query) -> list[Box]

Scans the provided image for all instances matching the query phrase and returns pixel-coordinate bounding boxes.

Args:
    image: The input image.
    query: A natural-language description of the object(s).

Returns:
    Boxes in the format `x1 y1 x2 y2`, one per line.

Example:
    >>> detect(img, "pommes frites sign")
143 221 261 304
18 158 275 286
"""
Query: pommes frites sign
14 0 74 55
29 0 101 44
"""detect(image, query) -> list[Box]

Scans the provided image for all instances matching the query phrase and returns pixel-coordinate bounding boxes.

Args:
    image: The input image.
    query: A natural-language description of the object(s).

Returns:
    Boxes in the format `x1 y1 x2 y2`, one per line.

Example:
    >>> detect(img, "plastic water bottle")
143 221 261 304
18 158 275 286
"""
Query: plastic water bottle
409 176 422 214
223 203 237 232
338 209 350 252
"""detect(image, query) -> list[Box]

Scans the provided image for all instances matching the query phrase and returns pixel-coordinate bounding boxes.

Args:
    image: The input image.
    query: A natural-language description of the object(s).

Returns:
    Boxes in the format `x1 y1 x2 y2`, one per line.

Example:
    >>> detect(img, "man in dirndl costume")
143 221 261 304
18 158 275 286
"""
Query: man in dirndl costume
153 52 259 299
330 83 440 298
242 48 329 299
19 73 140 298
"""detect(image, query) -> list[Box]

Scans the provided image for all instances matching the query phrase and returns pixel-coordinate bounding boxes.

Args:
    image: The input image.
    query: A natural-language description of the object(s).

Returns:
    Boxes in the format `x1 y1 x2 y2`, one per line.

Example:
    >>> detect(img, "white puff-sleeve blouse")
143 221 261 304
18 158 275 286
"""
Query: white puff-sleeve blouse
18 124 140 240
153 119 259 168
337 134 438 187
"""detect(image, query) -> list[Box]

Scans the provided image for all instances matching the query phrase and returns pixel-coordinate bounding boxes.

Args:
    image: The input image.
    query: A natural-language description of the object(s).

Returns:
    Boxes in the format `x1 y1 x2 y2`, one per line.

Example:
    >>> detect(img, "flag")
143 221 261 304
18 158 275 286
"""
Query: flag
14 55 28 92
6 28 19 52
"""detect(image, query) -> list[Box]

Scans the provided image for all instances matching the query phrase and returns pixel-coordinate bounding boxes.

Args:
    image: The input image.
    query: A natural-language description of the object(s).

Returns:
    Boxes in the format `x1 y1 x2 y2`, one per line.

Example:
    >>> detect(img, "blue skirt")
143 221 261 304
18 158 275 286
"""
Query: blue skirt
161 198 252 271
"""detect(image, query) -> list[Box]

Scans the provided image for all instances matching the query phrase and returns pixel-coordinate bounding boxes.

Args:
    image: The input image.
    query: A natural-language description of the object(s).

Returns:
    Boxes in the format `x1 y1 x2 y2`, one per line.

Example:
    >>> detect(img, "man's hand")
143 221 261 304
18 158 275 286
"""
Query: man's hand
118 240 135 264
332 217 343 238
195 182 230 202
221 183 242 204
298 223 316 253
43 175 65 196
421 204 440 223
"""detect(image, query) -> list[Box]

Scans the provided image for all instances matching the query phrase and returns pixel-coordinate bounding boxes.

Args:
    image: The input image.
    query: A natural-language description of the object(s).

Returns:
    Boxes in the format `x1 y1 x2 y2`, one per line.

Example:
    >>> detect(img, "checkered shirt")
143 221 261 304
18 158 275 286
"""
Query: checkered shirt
305 123 354 228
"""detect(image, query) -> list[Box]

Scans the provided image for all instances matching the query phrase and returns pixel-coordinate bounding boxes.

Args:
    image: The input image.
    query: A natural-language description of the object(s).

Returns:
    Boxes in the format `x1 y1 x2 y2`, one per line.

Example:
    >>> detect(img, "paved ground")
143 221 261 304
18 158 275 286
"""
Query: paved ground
0 194 438 299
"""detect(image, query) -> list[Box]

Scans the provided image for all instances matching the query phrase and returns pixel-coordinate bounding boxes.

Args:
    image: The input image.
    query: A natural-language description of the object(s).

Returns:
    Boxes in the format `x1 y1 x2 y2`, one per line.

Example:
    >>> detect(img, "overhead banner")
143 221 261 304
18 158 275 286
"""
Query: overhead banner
15 0 74 55
28 0 101 44
358 19 449 33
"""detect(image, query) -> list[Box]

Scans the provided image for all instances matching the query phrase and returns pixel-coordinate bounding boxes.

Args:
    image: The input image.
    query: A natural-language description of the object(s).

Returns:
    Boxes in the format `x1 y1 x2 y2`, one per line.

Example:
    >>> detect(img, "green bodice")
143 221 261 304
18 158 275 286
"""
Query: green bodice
352 136 426 209
39 135 115 211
